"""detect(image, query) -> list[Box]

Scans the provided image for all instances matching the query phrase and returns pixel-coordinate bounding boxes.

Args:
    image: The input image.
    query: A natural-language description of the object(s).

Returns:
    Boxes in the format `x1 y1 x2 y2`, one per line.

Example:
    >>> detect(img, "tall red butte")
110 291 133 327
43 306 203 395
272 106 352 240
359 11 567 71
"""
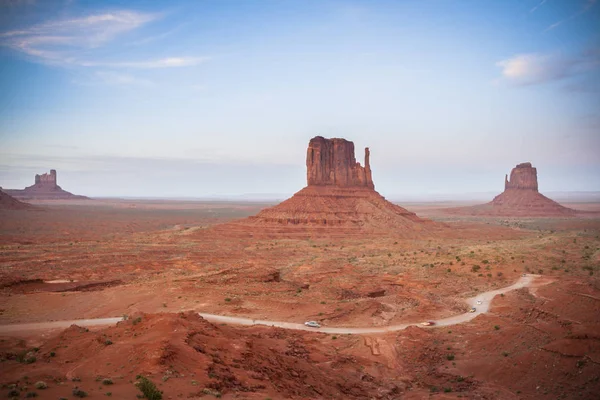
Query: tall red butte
447 162 576 217
218 136 440 237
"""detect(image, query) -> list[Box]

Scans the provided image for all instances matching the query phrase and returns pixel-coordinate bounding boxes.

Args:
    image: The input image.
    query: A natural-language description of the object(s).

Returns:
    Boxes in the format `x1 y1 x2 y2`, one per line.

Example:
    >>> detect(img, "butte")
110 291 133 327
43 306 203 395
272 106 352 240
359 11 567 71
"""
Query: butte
446 162 576 217
215 136 442 237
4 169 89 201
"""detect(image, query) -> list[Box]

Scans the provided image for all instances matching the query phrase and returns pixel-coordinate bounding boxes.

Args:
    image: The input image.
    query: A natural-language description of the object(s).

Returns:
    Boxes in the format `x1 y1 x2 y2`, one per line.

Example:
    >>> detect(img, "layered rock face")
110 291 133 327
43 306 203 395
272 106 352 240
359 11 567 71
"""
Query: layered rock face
445 162 576 217
4 170 88 200
217 136 440 237
306 136 374 189
504 163 538 191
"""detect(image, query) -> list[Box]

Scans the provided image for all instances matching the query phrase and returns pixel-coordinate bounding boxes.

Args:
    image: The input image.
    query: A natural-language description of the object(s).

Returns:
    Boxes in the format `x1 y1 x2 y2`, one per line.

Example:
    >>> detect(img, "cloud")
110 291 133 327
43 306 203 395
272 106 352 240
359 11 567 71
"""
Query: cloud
0 10 158 59
94 71 153 86
0 9 209 69
530 0 548 13
496 53 574 85
545 0 597 31
80 56 210 69
496 50 600 86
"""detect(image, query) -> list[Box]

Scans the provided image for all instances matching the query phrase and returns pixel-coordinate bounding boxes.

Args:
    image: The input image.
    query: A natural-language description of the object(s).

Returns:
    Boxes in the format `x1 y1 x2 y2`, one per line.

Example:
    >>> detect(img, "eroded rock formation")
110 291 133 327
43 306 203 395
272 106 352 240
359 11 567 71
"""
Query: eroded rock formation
504 163 538 191
306 136 374 189
445 162 576 217
216 136 442 237
4 170 88 200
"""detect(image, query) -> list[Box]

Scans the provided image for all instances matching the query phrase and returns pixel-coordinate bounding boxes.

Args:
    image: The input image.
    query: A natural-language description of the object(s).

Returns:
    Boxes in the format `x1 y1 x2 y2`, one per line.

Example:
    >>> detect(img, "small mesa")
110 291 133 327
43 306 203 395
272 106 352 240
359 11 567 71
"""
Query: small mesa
4 169 89 201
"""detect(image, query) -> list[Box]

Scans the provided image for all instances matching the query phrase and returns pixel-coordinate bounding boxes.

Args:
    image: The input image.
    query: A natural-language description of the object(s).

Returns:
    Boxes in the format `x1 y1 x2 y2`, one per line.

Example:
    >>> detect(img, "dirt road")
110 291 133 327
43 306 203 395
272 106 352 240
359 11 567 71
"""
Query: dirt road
0 275 539 335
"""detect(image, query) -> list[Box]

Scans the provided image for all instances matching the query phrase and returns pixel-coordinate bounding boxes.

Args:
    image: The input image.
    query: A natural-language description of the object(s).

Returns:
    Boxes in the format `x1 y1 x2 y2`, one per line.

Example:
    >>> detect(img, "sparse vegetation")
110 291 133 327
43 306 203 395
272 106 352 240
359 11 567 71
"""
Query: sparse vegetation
136 376 162 400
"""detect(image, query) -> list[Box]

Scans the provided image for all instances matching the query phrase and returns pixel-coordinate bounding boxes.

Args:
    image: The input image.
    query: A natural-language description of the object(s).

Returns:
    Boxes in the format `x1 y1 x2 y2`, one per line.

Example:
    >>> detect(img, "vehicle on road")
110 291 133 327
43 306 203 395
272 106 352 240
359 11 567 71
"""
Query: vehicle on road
522 273 527 277
420 321 436 326
469 307 477 313
476 300 482 305
304 321 321 328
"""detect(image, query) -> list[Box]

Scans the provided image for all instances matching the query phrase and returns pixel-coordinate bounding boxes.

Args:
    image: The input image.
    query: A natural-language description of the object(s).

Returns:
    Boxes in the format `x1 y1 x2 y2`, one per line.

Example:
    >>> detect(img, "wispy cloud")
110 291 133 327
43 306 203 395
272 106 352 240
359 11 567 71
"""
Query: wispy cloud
94 71 153 86
530 0 548 13
496 50 600 86
80 56 210 69
0 10 157 61
0 9 208 69
545 0 597 31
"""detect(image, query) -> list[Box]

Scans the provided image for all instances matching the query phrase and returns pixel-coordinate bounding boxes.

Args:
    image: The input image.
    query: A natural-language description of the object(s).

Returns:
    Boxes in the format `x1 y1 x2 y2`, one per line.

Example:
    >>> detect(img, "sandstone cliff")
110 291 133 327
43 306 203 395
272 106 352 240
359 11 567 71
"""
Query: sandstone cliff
504 162 538 191
306 136 374 189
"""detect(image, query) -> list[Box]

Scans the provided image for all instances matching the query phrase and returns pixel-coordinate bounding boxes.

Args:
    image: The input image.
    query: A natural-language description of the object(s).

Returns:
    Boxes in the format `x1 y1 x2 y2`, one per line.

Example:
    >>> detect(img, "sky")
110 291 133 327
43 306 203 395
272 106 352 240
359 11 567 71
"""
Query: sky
0 0 599 199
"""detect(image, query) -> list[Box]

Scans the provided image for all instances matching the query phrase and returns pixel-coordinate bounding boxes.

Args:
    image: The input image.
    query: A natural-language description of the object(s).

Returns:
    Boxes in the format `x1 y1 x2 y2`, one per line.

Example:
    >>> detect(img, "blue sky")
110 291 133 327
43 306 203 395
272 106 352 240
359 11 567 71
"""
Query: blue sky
0 0 598 198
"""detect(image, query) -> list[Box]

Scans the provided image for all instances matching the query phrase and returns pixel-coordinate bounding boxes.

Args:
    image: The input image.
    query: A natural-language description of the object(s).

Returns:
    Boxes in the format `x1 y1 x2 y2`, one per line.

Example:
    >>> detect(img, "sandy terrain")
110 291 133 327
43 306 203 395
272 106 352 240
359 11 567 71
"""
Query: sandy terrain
0 199 599 399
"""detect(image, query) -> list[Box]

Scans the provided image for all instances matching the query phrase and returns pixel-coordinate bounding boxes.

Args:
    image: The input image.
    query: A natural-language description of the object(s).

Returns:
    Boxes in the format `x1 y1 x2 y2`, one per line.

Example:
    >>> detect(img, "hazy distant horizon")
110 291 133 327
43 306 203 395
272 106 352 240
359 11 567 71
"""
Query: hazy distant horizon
1 0 599 197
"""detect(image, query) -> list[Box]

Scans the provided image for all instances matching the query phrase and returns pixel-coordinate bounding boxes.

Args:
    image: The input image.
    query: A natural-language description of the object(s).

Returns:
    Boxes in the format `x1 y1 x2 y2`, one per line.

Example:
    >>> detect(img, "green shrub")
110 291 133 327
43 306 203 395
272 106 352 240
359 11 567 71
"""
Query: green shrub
102 379 113 385
471 265 481 272
136 376 162 400
34 381 47 389
446 354 455 361
72 388 88 398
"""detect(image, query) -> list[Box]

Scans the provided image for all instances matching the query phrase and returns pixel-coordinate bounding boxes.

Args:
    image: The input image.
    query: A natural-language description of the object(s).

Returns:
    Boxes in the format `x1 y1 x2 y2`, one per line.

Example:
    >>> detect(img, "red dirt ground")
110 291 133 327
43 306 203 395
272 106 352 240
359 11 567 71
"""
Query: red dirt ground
0 199 599 399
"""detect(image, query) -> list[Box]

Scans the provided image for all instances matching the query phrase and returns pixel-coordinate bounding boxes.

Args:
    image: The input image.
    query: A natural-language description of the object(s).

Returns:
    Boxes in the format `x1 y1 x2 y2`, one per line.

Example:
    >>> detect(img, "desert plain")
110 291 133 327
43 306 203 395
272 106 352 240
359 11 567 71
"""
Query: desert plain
1 195 599 399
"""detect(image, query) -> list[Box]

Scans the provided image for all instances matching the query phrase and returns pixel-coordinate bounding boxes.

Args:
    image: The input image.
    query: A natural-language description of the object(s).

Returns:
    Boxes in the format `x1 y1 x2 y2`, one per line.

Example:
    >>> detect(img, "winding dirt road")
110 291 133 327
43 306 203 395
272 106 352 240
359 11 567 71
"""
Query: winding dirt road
0 275 538 335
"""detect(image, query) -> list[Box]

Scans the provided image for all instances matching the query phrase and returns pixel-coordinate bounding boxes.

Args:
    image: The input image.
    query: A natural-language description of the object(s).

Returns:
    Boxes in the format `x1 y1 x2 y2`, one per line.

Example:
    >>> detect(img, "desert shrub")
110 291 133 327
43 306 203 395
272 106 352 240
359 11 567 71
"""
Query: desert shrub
136 376 162 400
482 260 489 264
497 272 503 277
502 352 509 357
444 387 452 393
446 354 455 361
34 381 47 389
102 379 113 385
25 392 38 398
224 298 231 302
7 389 20 397
50 351 56 357
494 325 500 330
105 339 113 345
132 317 142 325
72 388 88 398
471 265 481 272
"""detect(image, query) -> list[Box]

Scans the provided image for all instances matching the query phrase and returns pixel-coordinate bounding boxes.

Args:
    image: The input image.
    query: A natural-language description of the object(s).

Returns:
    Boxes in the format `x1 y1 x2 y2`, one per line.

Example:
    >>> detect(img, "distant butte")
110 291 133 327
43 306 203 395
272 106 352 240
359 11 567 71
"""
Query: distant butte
4 169 89 201
446 162 576 217
216 136 443 237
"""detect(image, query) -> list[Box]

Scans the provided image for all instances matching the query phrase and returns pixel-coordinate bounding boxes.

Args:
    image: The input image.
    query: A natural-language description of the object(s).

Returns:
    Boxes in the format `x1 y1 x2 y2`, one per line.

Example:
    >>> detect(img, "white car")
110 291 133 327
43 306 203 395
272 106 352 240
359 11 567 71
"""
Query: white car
476 300 482 305
304 321 321 328
421 321 435 326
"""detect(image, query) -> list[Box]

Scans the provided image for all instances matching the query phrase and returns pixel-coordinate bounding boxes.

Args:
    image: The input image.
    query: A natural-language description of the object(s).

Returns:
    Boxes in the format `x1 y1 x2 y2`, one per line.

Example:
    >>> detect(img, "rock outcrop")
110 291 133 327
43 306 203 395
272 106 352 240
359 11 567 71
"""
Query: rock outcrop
306 136 374 189
504 162 538 191
216 136 442 237
445 162 576 217
4 170 89 200
0 188 32 210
